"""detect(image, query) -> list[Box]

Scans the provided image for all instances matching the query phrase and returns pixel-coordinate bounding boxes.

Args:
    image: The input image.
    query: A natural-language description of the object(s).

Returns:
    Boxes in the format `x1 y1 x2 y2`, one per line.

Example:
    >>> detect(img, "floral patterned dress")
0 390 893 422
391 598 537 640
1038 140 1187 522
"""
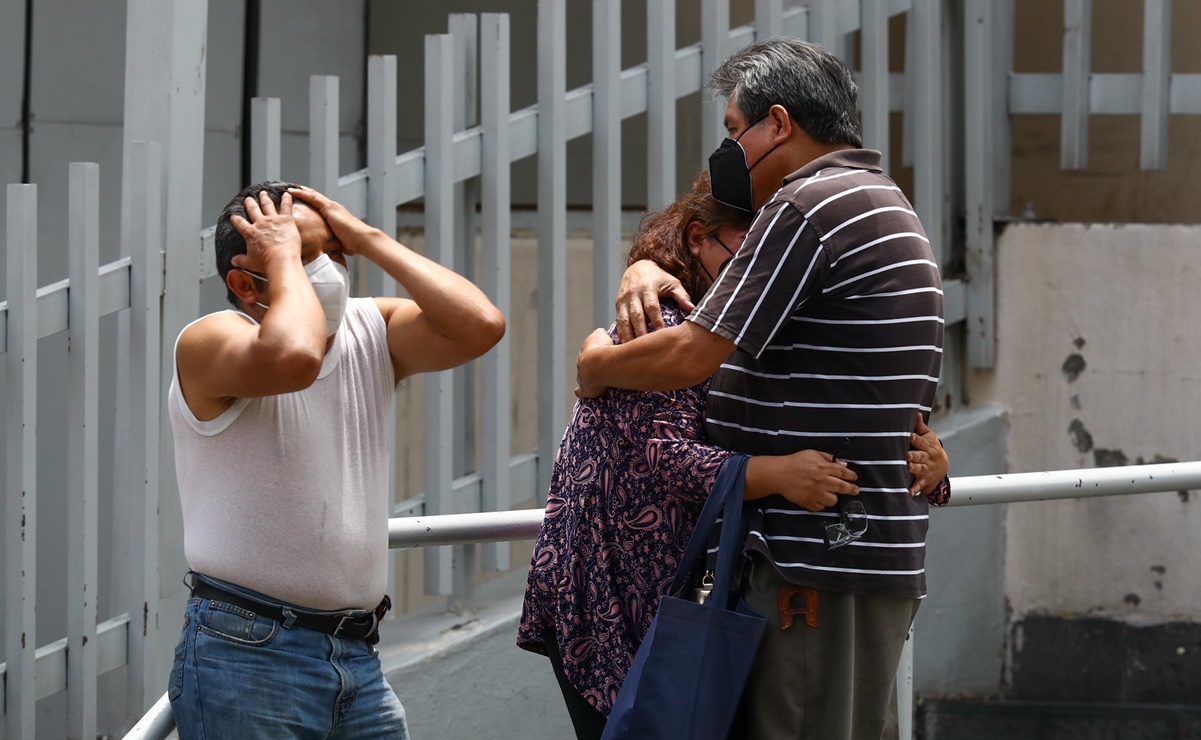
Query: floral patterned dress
517 301 735 716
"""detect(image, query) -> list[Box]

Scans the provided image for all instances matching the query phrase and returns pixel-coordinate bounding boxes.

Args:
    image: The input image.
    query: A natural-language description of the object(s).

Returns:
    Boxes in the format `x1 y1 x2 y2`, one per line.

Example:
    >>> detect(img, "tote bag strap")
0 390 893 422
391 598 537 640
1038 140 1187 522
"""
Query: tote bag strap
668 454 751 599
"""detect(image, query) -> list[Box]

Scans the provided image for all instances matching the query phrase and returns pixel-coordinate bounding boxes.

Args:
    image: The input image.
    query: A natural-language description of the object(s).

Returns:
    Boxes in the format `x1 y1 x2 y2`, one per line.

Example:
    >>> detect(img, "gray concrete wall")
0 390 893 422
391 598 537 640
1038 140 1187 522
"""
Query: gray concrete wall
916 405 1008 698
970 223 1201 627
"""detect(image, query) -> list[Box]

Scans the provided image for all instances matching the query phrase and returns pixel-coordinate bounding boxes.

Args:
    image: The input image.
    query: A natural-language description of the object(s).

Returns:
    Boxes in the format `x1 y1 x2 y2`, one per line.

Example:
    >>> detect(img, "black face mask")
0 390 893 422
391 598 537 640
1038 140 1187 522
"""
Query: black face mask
708 113 784 212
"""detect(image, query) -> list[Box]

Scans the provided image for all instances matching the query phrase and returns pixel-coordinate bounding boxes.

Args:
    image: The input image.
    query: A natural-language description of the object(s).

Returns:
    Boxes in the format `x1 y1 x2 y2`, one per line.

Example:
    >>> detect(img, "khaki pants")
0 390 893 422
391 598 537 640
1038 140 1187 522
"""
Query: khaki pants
739 554 920 740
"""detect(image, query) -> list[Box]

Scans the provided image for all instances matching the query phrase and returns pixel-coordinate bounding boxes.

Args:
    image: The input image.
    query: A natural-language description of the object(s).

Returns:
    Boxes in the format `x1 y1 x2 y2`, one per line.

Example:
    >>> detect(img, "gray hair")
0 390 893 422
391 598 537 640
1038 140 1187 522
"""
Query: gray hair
709 38 862 148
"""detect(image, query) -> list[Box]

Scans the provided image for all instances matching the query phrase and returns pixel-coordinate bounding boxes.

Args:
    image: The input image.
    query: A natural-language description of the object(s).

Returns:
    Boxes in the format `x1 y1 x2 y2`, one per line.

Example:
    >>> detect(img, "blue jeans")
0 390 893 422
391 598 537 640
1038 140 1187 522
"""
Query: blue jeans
168 577 409 740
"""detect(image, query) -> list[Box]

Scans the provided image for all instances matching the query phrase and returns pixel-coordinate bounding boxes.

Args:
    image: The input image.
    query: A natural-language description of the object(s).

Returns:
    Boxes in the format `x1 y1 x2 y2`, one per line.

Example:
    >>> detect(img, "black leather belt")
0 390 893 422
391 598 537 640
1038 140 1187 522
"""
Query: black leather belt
190 578 391 644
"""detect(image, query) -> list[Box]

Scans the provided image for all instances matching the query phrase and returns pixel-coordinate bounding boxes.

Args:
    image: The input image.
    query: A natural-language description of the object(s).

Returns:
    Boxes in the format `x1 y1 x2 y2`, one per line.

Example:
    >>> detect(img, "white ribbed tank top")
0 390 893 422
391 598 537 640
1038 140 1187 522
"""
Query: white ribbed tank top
168 298 395 610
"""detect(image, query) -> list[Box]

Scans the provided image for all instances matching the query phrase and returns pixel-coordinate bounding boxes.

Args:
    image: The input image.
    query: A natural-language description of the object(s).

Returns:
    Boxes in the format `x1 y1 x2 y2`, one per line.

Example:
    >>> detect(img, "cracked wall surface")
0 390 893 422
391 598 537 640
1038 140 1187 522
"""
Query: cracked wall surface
969 222 1201 628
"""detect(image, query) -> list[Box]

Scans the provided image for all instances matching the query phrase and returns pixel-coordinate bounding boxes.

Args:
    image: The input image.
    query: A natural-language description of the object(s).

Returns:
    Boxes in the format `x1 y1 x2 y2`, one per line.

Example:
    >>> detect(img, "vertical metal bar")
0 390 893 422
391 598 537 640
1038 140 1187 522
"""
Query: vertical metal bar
450 15 480 137
250 97 281 183
911 0 945 267
119 6 207 689
5 183 37 740
449 14 480 606
593 0 622 328
116 5 165 716
993 0 1014 218
155 3 207 658
450 14 479 482
113 2 205 682
1141 0 1171 170
898 627 915 740
902 8 916 168
835 2 859 63
423 35 456 595
537 0 567 501
67 163 100 740
480 13 512 571
367 55 401 596
368 55 398 297
783 3 810 42
860 0 890 165
809 0 838 48
1061 0 1092 170
647 0 675 210
310 76 340 193
127 140 163 720
756 0 783 40
965 0 995 368
450 14 480 130
701 0 729 162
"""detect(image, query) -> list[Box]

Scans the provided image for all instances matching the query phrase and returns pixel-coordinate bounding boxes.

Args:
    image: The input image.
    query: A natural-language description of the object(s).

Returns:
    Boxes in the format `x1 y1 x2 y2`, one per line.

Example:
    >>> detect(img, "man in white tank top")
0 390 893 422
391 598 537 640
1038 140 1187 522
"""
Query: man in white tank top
166 182 504 739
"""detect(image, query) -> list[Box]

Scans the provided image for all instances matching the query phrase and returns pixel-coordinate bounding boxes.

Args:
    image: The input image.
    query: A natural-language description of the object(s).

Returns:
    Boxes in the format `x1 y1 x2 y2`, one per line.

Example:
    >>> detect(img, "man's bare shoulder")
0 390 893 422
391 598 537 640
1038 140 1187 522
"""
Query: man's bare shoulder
178 310 254 348
175 312 260 377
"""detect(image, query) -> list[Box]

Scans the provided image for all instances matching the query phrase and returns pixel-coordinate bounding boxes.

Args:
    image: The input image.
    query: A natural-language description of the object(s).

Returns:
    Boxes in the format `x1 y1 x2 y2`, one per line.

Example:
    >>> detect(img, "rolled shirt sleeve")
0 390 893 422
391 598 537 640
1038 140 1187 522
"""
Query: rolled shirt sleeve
688 197 829 358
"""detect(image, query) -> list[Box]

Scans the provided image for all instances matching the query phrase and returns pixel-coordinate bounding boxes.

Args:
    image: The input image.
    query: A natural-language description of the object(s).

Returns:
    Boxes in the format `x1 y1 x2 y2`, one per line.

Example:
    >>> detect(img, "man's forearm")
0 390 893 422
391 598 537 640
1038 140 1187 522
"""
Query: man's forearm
259 255 327 360
579 323 730 392
357 231 502 339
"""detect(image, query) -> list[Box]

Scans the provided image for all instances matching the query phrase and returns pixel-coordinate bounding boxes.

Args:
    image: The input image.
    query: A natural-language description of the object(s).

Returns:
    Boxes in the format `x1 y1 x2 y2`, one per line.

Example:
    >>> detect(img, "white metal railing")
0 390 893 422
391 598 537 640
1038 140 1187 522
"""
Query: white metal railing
119 460 1201 740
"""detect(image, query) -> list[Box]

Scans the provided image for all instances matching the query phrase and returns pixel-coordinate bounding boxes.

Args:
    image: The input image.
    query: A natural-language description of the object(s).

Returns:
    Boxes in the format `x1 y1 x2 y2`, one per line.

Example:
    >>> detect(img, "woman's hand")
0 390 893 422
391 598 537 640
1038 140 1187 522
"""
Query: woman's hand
908 415 948 496
746 450 859 512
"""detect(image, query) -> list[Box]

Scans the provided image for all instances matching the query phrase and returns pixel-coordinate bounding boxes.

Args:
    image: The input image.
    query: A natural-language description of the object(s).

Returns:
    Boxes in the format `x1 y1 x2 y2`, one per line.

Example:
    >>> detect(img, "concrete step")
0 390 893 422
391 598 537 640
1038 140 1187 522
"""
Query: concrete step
921 700 1201 740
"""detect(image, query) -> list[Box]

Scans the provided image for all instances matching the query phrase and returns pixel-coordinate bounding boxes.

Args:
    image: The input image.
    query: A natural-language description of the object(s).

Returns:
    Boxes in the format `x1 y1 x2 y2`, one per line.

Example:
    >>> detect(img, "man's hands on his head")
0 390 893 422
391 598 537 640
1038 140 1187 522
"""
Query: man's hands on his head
745 450 859 511
907 415 948 496
176 192 327 420
287 185 375 256
614 260 695 342
229 190 303 277
294 183 505 382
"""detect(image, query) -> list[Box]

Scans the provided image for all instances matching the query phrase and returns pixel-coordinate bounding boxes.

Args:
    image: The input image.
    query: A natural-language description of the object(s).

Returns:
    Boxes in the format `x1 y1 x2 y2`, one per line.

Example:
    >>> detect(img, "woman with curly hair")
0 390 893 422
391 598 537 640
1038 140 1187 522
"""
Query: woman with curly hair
517 172 948 739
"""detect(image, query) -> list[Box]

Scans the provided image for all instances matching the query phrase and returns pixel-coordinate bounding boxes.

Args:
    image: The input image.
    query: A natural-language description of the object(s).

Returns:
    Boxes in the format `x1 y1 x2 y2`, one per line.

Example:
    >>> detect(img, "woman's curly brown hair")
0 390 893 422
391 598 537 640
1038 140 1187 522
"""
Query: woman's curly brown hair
627 170 754 302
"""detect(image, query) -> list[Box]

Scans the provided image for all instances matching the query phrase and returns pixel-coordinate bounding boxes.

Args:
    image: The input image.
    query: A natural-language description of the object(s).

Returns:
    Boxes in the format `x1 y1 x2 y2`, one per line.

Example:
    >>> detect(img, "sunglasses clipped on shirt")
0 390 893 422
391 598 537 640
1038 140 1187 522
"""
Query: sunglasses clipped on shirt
824 499 868 550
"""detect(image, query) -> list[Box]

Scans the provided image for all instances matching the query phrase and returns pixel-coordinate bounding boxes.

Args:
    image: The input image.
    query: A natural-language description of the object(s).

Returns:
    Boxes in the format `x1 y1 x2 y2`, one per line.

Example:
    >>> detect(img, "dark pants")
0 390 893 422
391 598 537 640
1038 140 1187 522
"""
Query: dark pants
544 629 608 740
739 555 920 740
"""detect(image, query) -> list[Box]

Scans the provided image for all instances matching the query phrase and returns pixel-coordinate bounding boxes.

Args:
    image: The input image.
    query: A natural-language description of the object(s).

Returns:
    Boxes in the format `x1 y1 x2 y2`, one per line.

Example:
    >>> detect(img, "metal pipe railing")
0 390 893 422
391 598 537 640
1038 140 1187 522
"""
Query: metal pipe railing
122 692 173 740
945 461 1201 506
387 460 1201 546
122 460 1201 740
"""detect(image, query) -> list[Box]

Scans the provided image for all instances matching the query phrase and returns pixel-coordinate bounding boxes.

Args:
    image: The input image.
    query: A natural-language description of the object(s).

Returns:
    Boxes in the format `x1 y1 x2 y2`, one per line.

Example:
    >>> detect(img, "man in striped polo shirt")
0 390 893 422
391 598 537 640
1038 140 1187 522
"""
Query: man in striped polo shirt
576 39 944 739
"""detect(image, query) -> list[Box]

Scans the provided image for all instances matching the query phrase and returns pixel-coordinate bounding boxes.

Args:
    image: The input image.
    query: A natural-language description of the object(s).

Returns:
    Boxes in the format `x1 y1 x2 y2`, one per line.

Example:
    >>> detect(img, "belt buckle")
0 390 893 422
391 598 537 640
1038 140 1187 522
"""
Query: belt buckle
333 611 377 640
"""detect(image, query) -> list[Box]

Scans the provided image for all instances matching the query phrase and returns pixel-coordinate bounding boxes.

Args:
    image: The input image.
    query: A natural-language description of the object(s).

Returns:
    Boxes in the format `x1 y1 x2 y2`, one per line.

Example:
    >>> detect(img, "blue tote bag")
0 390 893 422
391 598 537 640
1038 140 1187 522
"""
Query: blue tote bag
601 454 767 740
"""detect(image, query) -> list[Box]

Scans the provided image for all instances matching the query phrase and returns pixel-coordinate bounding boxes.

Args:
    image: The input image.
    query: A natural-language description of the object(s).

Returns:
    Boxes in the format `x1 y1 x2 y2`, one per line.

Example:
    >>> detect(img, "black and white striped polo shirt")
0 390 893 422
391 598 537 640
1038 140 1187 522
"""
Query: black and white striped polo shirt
689 149 944 599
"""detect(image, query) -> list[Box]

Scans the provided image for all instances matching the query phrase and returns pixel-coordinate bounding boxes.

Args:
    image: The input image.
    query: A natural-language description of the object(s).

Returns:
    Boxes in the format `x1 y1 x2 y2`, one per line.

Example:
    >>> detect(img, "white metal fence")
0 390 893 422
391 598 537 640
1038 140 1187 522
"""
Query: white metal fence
5 0 1201 737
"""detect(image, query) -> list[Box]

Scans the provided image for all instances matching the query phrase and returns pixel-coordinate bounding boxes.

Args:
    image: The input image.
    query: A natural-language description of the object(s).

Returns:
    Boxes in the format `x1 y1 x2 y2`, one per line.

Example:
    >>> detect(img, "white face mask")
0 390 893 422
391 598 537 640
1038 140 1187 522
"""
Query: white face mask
243 253 350 337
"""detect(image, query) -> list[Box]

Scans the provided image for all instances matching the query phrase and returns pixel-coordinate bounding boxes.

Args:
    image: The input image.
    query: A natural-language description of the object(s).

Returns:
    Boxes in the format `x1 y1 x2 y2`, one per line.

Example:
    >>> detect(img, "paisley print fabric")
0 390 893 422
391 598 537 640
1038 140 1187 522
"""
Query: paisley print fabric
517 301 734 716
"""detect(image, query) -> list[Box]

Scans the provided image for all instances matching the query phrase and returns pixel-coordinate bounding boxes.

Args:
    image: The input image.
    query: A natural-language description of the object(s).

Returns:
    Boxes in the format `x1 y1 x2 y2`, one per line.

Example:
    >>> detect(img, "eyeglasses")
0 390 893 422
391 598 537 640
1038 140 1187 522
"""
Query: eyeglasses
709 233 736 255
824 499 868 550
